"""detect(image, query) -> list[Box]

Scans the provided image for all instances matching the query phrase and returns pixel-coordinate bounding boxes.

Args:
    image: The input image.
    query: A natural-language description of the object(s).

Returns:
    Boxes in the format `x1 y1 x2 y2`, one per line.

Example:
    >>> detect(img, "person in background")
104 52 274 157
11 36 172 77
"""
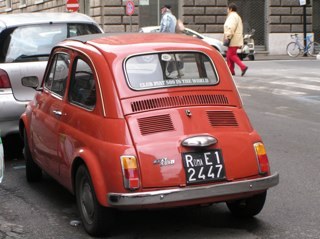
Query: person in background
160 5 177 33
224 3 248 76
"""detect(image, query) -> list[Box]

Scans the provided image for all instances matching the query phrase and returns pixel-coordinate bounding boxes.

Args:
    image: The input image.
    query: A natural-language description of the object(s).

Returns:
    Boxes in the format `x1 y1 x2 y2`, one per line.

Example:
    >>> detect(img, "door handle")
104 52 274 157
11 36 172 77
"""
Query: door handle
52 110 64 116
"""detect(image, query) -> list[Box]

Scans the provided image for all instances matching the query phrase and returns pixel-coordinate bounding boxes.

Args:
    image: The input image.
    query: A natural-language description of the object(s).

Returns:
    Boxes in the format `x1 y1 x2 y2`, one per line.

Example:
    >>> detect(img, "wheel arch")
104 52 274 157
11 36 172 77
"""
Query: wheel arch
71 151 109 207
19 116 30 146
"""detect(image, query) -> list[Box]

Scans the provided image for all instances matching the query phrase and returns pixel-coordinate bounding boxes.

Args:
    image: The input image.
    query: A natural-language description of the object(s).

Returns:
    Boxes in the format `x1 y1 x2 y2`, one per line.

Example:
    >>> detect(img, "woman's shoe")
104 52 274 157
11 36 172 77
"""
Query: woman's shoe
241 67 248 76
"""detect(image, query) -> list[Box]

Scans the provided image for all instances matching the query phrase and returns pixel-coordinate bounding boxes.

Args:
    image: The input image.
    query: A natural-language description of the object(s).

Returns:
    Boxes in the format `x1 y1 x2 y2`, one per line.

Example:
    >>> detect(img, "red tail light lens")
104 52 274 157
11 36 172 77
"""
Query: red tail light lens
254 142 270 175
120 156 140 190
0 69 11 88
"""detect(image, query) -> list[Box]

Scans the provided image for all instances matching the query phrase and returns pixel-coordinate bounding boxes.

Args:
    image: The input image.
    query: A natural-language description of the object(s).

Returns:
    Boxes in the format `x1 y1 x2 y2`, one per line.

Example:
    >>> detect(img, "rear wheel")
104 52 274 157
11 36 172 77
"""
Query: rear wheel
226 191 267 217
286 42 300 57
75 165 115 237
23 129 42 182
307 42 320 57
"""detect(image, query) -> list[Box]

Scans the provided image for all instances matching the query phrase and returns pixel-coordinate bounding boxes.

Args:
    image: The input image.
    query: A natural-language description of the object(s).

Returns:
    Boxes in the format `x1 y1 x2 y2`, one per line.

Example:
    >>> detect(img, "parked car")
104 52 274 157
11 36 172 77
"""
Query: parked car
20 33 279 237
0 137 3 183
0 12 103 146
139 26 224 54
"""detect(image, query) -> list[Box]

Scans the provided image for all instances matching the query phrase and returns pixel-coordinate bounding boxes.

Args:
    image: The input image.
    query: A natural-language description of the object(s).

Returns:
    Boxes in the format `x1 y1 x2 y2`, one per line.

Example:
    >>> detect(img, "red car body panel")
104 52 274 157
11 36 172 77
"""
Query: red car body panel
20 33 278 209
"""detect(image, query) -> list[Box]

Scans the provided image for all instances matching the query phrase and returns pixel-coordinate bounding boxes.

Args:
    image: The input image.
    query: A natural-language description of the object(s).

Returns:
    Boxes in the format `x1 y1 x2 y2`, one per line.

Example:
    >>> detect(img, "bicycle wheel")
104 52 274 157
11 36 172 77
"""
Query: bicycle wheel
307 42 320 57
286 42 300 57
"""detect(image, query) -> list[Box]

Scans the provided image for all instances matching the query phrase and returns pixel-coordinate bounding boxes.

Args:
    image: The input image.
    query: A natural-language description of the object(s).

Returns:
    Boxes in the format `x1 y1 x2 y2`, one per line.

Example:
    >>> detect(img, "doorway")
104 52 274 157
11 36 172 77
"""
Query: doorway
228 0 266 50
312 0 320 42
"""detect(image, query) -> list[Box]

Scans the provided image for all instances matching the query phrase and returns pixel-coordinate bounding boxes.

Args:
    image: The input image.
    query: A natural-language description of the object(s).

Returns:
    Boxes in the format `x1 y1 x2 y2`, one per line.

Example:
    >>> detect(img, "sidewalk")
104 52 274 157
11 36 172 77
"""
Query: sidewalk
254 53 318 61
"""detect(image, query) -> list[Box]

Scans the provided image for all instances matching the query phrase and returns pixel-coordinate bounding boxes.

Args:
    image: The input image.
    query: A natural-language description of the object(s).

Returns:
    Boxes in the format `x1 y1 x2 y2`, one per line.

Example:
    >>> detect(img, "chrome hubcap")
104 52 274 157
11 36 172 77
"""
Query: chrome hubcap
81 181 94 224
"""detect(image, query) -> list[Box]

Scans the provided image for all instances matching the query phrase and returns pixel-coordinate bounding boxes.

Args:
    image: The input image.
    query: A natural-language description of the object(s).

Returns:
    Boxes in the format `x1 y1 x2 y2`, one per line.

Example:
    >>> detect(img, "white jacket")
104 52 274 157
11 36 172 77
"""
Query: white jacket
224 11 244 47
160 10 177 33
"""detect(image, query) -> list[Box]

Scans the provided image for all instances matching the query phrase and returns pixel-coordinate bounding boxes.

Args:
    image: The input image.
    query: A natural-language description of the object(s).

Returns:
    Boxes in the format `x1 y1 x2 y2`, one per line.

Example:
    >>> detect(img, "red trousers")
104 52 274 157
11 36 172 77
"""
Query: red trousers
226 46 247 74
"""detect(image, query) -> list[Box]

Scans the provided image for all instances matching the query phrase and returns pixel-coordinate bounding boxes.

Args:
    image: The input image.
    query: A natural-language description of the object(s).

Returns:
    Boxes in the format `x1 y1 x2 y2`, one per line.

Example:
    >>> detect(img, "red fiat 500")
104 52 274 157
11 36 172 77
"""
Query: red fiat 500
20 33 279 236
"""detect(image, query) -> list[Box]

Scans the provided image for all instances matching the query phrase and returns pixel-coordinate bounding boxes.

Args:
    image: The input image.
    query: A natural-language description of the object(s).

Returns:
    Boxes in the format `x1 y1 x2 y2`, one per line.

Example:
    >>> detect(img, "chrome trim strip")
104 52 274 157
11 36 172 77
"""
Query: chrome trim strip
108 172 279 206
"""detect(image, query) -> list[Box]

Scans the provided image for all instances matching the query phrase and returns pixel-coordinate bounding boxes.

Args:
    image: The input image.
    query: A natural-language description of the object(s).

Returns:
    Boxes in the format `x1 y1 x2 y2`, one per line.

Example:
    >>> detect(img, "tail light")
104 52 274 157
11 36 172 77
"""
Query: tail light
120 155 140 190
254 142 270 175
0 69 11 88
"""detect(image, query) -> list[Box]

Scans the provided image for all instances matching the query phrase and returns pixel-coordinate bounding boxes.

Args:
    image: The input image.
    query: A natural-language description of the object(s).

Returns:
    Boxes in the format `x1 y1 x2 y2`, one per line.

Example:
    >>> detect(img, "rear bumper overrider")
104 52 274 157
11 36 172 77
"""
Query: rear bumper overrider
108 172 279 206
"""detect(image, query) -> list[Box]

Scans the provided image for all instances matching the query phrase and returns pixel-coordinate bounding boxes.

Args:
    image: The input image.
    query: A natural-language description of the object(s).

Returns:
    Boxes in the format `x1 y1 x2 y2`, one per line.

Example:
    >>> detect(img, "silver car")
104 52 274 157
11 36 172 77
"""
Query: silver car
139 26 224 54
0 12 103 143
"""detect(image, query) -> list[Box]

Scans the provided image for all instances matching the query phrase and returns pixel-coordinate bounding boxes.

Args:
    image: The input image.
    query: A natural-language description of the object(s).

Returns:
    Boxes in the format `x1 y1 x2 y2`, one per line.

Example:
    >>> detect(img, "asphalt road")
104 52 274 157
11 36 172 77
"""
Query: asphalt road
1 58 320 238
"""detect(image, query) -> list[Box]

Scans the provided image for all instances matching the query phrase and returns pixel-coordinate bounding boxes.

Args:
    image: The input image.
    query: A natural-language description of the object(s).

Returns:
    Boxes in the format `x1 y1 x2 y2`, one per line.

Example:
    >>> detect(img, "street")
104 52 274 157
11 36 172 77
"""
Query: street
1 58 320 239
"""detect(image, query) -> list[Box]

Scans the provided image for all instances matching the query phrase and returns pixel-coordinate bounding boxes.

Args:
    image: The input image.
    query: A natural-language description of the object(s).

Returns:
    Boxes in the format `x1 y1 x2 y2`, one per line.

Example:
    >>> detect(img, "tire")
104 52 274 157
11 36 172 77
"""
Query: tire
248 54 255 61
2 134 23 160
307 42 320 57
286 42 300 57
75 165 115 237
226 191 267 217
23 129 42 182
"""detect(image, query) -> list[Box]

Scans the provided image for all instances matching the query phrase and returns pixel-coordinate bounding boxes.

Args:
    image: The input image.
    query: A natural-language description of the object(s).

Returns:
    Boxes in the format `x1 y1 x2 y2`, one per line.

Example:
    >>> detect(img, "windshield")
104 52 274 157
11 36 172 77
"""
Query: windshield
1 23 101 63
125 52 218 90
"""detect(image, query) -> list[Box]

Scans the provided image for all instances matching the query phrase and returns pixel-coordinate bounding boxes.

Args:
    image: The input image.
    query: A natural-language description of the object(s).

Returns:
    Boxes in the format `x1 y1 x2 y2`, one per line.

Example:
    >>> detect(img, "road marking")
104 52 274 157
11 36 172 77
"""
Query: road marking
272 89 305 95
270 81 320 91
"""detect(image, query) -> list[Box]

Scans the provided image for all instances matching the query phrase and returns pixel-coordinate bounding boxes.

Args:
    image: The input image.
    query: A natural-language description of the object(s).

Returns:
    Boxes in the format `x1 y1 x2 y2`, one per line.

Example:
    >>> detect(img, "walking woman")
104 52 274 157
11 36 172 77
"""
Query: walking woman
224 3 248 76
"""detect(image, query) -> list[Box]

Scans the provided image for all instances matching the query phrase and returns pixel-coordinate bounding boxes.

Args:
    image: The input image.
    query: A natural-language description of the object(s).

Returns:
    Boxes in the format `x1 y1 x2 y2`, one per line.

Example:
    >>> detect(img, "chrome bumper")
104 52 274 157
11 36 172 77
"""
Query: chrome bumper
108 172 279 206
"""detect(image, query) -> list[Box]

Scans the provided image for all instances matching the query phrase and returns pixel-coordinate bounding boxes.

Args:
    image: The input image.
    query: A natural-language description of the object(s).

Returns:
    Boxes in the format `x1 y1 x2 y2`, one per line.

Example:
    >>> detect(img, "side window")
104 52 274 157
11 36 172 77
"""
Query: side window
44 53 70 97
68 24 102 37
68 58 96 110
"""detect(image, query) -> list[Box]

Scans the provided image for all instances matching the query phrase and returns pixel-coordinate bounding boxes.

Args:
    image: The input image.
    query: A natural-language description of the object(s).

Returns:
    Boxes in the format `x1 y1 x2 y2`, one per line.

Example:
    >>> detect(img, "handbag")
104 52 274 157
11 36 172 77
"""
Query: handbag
223 38 231 47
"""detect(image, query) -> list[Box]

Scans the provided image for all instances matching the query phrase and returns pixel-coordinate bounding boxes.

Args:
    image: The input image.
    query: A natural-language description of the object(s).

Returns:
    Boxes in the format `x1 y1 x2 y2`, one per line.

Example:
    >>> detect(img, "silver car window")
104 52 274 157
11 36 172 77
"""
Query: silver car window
5 24 67 63
2 23 101 63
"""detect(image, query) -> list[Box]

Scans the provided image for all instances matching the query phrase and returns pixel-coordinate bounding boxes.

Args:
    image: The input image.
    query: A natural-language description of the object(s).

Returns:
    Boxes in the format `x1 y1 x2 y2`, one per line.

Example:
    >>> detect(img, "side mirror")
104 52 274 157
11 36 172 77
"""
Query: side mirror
21 76 39 90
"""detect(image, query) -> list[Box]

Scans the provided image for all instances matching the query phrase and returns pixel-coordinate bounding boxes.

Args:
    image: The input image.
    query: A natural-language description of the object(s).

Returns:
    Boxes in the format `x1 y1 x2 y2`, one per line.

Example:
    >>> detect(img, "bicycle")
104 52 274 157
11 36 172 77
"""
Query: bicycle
286 34 320 57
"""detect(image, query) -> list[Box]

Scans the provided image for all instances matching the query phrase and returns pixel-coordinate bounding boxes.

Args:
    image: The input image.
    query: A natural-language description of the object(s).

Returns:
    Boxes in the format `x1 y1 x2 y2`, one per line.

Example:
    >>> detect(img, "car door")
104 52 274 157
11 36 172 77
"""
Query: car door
31 52 70 176
58 55 98 183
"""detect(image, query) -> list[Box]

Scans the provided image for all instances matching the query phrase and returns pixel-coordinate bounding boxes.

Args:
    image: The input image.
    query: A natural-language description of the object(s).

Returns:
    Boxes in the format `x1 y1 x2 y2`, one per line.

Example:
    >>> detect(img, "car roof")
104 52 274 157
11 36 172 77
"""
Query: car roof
0 12 99 29
67 32 212 50
60 33 227 100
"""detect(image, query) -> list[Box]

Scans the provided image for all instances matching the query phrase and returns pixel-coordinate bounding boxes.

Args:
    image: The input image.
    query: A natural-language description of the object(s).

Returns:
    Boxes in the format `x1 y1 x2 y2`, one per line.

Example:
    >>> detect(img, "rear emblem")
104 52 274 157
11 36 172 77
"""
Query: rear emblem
153 158 175 166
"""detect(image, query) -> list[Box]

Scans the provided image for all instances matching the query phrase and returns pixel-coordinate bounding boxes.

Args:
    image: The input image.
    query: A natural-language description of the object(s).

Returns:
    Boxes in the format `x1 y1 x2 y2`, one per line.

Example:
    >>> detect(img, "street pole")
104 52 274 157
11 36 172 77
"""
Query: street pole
303 4 307 56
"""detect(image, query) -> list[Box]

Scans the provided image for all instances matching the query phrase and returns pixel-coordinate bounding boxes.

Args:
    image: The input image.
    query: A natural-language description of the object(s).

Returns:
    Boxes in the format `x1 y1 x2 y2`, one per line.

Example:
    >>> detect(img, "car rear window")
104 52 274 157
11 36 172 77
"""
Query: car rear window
125 52 218 90
1 23 101 63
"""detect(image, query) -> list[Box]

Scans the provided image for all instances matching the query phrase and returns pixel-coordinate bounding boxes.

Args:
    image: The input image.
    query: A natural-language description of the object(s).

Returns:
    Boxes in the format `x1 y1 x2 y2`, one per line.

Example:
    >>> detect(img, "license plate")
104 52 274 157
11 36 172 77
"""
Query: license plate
182 150 226 184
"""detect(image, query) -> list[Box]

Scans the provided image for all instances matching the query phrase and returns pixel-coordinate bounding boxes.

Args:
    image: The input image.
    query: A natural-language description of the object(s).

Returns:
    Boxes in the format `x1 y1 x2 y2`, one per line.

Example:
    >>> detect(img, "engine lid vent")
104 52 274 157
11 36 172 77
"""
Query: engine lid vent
207 111 238 127
138 114 175 135
131 94 229 113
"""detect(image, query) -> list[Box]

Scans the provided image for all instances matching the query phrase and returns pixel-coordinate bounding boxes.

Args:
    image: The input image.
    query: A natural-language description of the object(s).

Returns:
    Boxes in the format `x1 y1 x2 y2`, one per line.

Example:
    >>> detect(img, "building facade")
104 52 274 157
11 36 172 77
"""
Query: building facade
0 0 318 55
